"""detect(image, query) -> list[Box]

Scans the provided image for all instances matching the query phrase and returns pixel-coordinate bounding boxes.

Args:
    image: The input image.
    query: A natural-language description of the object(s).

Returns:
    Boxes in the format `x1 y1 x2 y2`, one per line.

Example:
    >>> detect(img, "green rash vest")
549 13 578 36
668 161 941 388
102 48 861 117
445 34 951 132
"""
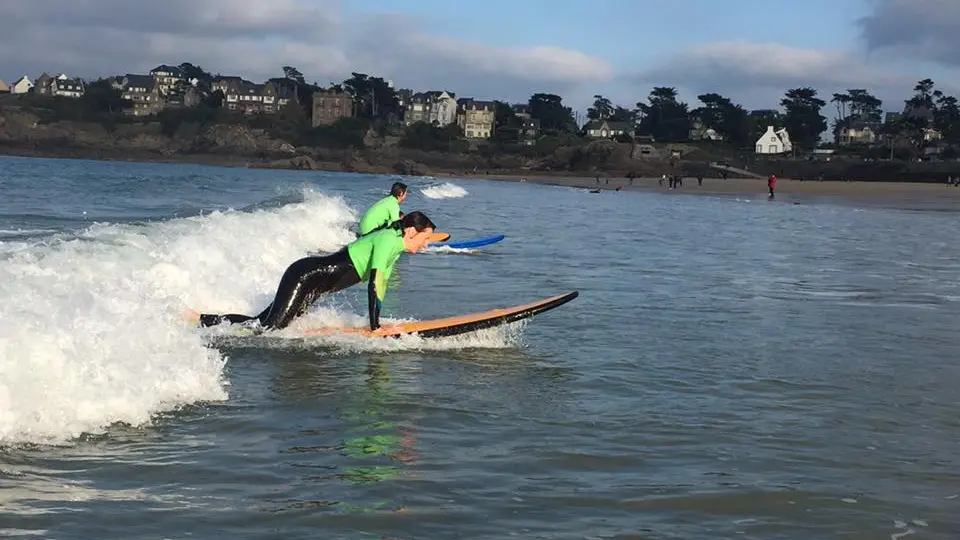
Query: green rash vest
346 228 405 302
357 195 401 236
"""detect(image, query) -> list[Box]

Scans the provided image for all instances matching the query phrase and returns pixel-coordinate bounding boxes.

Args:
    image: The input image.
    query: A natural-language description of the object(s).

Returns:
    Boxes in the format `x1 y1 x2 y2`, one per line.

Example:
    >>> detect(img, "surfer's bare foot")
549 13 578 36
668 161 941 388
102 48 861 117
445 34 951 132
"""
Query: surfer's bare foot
182 309 201 324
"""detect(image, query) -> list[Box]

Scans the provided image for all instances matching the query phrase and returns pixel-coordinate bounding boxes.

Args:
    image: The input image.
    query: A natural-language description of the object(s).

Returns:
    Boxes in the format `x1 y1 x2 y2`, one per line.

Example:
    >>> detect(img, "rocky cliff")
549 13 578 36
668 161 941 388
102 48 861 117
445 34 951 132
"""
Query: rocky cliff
0 104 299 164
0 103 699 177
5 99 952 182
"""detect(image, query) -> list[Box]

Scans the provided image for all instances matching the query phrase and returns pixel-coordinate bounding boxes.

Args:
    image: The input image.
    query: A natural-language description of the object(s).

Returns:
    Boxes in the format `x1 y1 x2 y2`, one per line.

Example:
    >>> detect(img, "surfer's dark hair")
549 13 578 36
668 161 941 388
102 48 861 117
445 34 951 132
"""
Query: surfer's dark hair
391 182 408 197
391 210 435 232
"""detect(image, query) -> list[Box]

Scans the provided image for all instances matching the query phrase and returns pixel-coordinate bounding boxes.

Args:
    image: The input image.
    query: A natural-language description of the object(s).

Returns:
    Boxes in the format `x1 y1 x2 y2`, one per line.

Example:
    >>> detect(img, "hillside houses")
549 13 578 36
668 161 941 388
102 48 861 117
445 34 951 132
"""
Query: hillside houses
405 91 457 127
32 73 86 97
149 65 185 95
116 74 164 116
398 92 499 139
456 98 496 139
4 61 541 142
4 73 85 97
311 90 352 126
219 79 295 115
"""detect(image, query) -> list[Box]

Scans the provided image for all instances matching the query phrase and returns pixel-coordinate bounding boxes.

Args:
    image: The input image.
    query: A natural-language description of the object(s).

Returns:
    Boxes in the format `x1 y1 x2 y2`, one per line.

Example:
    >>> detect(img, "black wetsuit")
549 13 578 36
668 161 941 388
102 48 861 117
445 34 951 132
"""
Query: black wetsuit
199 247 361 331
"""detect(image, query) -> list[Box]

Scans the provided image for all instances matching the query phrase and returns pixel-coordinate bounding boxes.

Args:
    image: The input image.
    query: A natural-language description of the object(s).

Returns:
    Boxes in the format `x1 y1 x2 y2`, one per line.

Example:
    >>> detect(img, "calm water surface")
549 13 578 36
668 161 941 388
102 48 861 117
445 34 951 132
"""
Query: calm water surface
1 155 959 539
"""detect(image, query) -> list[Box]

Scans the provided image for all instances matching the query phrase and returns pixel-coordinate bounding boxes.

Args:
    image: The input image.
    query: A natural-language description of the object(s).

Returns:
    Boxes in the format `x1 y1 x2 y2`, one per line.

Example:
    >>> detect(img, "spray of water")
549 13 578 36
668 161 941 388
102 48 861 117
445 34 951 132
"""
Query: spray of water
0 187 518 446
420 183 468 200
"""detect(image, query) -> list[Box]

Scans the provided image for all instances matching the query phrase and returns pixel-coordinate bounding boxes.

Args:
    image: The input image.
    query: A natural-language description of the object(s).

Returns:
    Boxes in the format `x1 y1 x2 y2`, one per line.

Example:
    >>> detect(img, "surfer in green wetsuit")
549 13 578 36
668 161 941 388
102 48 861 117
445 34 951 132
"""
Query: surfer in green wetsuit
358 182 407 236
184 211 437 333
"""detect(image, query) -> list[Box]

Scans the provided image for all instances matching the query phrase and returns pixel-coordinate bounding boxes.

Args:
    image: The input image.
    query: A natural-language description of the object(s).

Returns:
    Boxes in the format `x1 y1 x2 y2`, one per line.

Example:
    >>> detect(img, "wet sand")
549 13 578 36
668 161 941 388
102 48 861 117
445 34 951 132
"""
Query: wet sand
457 173 960 212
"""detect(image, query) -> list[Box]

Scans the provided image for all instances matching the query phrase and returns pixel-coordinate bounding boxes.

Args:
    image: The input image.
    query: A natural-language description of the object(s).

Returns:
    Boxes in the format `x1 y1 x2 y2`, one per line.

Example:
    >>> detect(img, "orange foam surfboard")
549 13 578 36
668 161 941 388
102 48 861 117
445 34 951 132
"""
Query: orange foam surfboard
427 232 450 243
303 291 579 339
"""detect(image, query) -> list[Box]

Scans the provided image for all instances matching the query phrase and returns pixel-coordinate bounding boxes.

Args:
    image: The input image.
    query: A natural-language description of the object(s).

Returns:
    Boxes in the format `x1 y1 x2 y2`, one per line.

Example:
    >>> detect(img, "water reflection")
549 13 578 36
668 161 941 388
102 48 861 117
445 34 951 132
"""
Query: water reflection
338 358 420 489
268 351 420 518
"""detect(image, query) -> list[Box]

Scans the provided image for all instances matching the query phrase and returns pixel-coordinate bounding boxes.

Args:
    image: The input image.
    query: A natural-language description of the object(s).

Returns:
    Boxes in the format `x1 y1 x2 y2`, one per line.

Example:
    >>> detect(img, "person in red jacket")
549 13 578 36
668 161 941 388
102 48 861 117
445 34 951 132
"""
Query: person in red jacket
768 174 777 198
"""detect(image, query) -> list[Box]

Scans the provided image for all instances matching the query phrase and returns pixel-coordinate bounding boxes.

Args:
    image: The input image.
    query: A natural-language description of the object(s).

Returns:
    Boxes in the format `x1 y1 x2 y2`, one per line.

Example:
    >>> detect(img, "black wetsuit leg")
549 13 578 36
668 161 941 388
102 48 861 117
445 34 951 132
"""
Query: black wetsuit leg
198 248 361 330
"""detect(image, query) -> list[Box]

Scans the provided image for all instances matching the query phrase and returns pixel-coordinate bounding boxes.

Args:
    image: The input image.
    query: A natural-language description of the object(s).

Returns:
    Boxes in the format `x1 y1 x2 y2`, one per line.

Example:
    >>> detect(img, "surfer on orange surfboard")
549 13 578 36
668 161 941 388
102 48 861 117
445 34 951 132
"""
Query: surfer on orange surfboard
183 211 438 334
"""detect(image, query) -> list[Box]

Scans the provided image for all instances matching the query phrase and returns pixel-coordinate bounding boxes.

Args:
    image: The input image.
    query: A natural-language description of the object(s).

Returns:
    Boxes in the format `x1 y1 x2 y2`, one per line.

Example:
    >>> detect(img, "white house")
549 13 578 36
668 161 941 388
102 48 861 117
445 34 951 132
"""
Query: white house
0 79 9 93
755 125 792 154
10 75 33 94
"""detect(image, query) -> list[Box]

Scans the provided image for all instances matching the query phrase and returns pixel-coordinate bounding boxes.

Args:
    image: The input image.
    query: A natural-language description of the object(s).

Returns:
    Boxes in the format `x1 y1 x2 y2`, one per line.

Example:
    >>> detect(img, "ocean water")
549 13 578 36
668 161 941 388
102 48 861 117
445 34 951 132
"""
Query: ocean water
1 155 959 539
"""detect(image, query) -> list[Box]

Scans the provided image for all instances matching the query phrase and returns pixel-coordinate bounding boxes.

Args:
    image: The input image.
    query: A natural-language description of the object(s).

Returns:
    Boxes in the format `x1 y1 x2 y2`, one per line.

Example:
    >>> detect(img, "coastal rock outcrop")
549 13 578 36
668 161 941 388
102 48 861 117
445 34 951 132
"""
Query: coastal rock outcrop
0 102 294 161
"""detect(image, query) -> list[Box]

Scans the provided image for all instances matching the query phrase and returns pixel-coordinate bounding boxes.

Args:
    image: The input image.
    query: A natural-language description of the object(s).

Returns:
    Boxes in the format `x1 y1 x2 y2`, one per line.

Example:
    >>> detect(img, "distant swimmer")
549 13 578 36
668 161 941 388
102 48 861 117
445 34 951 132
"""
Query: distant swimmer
184 211 438 333
358 182 407 236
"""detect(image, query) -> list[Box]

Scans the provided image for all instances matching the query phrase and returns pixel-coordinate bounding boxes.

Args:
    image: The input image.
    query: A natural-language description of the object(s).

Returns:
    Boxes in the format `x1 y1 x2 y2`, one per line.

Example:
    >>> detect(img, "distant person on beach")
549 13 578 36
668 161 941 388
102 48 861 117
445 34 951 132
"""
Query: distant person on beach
768 175 777 198
358 182 407 236
697 174 703 186
184 211 438 333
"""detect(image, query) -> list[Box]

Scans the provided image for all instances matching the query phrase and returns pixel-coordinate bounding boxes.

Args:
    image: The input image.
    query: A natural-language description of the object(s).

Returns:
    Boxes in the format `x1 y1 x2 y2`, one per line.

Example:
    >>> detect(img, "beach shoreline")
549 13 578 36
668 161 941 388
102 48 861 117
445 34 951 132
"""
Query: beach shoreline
435 171 960 212
4 149 960 212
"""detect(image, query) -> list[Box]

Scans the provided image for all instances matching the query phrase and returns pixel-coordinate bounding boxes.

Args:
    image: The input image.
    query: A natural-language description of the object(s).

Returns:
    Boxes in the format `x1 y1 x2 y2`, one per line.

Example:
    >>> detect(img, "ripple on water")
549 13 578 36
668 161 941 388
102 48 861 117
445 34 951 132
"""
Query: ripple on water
2 160 960 539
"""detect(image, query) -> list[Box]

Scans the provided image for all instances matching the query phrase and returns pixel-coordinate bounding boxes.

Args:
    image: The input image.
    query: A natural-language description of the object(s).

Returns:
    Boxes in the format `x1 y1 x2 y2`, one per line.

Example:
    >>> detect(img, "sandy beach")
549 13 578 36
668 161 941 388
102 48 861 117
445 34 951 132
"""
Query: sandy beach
441 172 960 212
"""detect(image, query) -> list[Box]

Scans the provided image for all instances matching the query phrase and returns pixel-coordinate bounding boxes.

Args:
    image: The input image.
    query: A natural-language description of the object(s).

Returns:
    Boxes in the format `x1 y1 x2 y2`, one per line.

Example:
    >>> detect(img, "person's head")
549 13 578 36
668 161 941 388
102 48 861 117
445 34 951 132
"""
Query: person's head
391 182 408 204
390 210 435 253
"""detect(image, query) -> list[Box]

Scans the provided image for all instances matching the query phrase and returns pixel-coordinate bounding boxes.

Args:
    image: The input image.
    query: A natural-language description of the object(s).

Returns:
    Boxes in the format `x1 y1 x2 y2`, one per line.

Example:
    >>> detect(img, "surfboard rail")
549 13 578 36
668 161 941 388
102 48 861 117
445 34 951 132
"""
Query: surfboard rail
303 290 578 339
440 234 505 249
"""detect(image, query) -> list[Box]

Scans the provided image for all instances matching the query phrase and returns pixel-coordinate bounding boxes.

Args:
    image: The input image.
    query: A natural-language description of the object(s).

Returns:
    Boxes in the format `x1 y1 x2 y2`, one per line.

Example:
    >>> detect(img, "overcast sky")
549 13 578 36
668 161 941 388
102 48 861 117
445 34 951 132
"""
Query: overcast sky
1 0 958 115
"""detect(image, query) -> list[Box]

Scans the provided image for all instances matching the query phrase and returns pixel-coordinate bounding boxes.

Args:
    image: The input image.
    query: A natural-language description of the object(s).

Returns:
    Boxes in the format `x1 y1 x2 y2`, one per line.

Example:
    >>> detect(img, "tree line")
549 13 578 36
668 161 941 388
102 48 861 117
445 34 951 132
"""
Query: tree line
10 60 960 155
584 78 960 153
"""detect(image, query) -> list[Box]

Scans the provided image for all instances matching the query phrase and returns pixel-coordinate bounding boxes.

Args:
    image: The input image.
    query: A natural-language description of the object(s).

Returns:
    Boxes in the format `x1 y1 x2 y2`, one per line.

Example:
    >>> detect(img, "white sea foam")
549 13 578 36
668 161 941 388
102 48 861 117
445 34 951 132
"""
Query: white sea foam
420 182 468 199
0 188 357 446
227 309 527 355
0 228 57 237
0 187 517 446
422 245 477 255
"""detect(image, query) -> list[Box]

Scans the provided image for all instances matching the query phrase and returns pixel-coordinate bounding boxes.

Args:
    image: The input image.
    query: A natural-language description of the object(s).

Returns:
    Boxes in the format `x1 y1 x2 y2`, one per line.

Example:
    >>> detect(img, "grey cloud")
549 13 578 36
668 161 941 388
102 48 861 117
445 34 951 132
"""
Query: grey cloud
621 42 919 110
0 1 612 107
859 0 960 66
340 14 611 103
0 0 339 40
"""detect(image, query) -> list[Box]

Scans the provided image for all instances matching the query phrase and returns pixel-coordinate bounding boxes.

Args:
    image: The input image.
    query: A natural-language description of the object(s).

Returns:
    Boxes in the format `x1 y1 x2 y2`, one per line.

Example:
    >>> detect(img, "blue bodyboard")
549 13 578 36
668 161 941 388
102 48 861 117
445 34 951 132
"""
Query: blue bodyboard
442 234 505 249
